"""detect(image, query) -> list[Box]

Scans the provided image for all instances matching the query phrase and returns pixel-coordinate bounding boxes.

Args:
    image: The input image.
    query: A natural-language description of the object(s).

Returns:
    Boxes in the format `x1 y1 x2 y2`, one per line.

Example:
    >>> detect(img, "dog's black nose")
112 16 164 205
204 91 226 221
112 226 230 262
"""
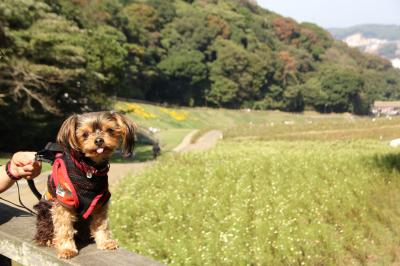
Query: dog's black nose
95 138 104 146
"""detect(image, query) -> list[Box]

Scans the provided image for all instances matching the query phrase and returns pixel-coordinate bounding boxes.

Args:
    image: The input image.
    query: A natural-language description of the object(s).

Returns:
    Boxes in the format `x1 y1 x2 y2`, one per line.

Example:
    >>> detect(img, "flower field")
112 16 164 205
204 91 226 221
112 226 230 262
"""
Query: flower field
110 139 400 265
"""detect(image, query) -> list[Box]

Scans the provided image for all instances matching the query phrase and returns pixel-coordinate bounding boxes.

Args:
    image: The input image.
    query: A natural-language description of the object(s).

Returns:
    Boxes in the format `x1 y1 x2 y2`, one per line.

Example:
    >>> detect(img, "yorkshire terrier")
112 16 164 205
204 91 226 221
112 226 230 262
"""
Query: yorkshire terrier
33 111 136 259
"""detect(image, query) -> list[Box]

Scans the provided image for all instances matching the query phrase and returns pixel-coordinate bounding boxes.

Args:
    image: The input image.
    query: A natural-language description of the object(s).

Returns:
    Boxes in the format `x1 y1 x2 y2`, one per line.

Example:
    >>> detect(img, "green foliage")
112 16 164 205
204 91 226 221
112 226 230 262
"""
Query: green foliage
43 0 122 28
283 85 304 112
206 76 239 106
0 0 44 29
158 49 208 104
160 11 219 52
111 140 400 265
319 66 363 112
159 50 207 83
147 0 176 26
299 22 333 59
86 25 128 86
0 1 112 151
207 38 272 107
1 0 400 150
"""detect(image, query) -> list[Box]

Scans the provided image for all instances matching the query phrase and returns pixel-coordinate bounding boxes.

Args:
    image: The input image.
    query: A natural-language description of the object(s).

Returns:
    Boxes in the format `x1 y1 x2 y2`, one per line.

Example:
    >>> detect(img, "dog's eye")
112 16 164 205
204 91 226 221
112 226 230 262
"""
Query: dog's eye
82 132 89 138
106 128 114 134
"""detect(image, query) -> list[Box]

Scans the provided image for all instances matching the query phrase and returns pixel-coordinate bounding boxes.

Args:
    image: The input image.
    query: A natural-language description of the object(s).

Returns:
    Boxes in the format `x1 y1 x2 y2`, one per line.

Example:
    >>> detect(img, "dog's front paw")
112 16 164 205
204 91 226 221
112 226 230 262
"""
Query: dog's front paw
97 239 118 250
57 248 78 259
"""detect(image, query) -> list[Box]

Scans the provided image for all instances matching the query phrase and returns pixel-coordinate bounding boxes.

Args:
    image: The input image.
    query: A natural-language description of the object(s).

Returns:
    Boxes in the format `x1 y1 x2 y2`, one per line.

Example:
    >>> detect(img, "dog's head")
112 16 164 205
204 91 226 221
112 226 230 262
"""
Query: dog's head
56 111 136 164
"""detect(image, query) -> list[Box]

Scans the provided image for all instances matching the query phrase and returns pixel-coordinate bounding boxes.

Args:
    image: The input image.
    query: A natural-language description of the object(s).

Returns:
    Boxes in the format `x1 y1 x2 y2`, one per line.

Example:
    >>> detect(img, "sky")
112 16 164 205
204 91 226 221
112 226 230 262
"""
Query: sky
257 0 400 28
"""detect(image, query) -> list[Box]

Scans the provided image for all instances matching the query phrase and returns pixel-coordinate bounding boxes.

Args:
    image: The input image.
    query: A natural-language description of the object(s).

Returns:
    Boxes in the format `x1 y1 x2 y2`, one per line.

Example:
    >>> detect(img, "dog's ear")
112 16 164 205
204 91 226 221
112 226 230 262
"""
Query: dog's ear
56 114 80 150
113 112 137 156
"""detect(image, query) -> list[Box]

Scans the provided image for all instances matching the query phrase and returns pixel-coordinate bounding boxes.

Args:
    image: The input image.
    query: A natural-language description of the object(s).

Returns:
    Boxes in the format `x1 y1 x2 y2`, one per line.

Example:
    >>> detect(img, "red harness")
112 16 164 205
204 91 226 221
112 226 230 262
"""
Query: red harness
45 150 111 219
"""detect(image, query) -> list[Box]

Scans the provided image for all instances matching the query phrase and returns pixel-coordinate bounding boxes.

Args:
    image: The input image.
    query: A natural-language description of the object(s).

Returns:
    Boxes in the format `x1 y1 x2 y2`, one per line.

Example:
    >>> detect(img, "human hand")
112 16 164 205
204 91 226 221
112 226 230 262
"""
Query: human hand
9 152 42 180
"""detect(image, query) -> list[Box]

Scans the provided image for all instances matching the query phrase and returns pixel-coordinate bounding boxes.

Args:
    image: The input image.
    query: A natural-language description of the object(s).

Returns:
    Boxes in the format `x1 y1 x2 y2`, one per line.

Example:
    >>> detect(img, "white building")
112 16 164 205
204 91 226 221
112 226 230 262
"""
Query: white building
372 101 400 116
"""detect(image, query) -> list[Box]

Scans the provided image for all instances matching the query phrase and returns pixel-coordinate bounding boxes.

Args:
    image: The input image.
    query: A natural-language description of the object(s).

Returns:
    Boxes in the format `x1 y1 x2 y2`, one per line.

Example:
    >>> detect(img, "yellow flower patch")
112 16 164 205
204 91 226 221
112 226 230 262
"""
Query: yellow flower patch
116 102 156 119
159 108 188 121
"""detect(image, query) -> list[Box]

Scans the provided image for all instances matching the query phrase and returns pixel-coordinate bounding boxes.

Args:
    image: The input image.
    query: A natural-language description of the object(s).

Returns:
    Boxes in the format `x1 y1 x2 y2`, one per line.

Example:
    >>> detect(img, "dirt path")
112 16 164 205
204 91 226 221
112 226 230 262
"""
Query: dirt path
109 129 222 183
1 129 223 210
173 130 199 152
178 130 223 153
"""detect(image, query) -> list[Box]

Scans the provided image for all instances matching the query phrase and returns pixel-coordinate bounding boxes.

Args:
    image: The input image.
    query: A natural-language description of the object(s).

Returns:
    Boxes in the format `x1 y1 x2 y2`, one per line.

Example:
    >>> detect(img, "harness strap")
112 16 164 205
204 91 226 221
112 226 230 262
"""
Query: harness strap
47 150 110 219
69 150 109 178
35 142 64 164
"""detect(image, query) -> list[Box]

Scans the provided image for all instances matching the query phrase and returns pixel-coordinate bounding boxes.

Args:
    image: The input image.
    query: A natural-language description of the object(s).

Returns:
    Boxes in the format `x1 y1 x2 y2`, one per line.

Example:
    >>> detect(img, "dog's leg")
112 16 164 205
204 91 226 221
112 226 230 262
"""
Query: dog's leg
90 203 118 250
33 201 54 247
52 203 78 259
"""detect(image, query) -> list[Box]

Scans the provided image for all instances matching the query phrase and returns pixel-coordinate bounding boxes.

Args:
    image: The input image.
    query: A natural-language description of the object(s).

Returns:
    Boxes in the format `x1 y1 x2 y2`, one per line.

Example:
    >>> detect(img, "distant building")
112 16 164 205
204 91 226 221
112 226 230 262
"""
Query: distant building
372 101 400 116
392 58 400 69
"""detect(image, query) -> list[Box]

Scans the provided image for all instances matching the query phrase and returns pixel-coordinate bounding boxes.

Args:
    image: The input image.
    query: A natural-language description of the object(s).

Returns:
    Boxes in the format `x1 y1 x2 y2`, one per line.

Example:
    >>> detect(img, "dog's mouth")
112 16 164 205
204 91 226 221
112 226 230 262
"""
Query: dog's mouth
91 147 111 155
83 147 113 158
96 147 105 154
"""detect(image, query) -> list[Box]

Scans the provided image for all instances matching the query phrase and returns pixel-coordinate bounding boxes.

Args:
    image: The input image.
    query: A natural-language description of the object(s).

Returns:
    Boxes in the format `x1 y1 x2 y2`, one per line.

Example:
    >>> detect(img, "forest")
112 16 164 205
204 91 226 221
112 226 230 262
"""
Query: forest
1 0 400 150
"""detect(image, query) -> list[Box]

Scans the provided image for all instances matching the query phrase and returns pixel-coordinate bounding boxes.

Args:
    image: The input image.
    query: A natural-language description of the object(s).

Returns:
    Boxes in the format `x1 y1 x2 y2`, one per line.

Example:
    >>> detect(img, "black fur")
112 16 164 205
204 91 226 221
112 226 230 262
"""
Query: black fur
33 200 54 246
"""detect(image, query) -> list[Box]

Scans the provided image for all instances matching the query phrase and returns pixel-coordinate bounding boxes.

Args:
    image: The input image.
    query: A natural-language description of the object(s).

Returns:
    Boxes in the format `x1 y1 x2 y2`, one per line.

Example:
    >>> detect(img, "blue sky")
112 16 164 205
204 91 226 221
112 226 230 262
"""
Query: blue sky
257 0 400 28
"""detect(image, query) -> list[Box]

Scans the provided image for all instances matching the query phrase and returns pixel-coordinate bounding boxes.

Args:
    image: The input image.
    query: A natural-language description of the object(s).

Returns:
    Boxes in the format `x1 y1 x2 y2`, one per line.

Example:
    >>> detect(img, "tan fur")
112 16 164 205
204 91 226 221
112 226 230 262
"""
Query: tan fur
90 203 118 250
57 115 80 151
113 112 137 155
52 203 78 259
34 111 135 259
74 112 136 163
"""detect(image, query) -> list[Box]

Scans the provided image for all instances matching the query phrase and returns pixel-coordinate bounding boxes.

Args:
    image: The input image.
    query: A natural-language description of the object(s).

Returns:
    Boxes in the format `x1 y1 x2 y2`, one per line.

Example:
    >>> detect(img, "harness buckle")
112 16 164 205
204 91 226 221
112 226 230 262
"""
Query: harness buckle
86 171 93 179
35 142 65 165
35 154 54 164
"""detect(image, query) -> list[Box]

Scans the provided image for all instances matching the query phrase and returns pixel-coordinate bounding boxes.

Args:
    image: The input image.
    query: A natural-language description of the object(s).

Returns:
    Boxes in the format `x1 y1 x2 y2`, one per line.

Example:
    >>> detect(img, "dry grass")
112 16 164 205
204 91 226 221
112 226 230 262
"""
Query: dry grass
226 116 400 142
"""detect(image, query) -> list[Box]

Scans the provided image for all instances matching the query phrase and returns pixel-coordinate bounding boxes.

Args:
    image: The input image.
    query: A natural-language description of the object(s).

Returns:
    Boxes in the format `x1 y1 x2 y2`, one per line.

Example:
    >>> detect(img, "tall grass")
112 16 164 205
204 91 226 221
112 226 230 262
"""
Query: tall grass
226 116 400 141
110 140 400 265
116 101 354 132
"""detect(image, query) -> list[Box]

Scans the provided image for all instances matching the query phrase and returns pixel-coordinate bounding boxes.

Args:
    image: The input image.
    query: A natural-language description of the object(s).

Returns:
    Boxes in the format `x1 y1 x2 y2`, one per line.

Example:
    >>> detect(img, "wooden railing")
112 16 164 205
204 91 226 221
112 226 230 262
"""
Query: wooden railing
0 203 163 266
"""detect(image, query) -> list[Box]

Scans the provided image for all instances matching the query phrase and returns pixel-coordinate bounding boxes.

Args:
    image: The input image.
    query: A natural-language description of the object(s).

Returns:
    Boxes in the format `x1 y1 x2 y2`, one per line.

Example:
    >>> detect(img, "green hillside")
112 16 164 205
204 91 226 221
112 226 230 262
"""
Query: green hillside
110 109 400 264
1 0 400 150
115 100 400 161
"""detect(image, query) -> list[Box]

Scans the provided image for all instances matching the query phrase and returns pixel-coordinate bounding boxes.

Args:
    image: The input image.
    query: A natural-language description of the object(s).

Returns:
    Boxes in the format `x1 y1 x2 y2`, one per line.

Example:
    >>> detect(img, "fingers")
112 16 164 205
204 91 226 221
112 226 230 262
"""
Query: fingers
19 162 42 179
22 161 41 171
24 175 36 181
22 164 34 172
30 163 42 179
24 167 42 180
12 152 36 167
13 168 30 177
9 152 42 180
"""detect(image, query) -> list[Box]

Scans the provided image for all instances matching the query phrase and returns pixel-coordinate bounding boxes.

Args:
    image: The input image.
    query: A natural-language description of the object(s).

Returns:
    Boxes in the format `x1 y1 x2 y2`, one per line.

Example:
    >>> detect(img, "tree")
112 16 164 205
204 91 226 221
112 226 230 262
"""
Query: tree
207 38 272 107
277 51 298 86
160 11 220 52
0 2 111 150
283 85 304 112
158 50 208 104
85 25 128 87
272 17 300 44
302 66 365 113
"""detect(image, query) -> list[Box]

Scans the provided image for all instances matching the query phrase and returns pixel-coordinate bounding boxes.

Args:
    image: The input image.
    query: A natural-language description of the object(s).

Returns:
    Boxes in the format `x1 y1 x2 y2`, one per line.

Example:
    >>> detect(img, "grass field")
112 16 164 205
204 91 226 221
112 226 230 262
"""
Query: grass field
116 100 400 145
116 101 309 151
110 140 400 265
226 115 400 142
109 103 400 265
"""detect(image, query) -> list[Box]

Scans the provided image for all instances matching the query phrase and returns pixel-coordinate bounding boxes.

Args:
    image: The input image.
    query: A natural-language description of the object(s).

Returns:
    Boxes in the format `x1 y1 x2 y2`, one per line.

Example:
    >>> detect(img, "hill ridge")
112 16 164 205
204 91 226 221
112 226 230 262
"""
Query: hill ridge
1 0 400 150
